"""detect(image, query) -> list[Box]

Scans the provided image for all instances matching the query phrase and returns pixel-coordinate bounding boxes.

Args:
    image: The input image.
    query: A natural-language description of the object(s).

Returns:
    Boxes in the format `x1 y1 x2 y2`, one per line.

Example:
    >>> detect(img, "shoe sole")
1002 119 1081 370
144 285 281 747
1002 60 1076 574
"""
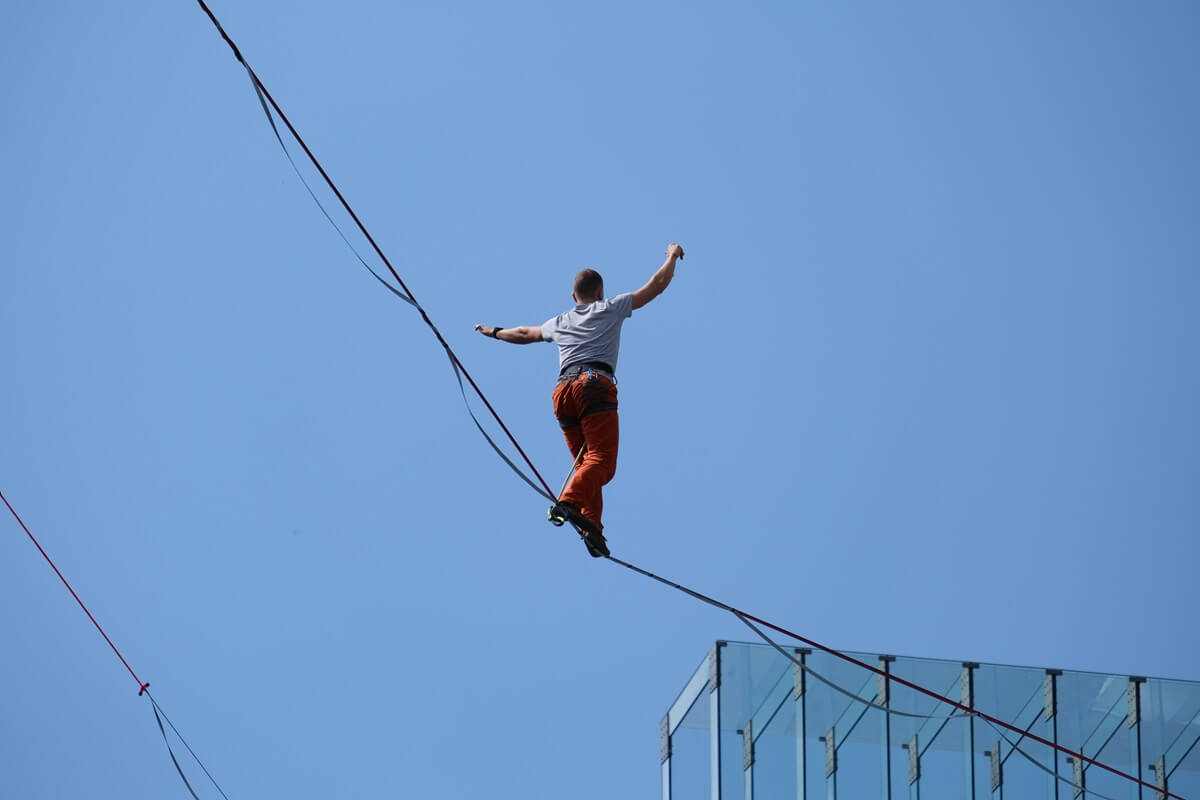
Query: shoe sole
583 532 610 558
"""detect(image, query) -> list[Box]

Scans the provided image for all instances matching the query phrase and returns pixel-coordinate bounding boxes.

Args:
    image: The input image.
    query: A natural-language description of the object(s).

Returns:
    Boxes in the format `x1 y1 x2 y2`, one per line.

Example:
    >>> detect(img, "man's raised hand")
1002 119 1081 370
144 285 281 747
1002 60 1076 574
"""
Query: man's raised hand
666 243 685 260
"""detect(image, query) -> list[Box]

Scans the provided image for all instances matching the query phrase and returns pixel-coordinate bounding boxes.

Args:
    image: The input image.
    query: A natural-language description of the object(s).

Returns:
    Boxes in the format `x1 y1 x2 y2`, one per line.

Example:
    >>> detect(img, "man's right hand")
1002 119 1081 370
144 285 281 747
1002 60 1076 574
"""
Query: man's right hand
633 243 685 310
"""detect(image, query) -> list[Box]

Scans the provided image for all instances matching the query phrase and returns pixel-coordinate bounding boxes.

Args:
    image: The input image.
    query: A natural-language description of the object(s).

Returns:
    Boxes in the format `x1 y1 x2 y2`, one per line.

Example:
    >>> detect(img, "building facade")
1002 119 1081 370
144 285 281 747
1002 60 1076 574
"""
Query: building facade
662 641 1200 799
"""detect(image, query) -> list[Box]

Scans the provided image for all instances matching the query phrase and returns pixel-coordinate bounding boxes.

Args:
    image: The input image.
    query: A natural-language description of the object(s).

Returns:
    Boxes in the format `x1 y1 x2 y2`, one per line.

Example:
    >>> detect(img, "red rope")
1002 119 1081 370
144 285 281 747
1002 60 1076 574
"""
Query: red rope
1 489 147 694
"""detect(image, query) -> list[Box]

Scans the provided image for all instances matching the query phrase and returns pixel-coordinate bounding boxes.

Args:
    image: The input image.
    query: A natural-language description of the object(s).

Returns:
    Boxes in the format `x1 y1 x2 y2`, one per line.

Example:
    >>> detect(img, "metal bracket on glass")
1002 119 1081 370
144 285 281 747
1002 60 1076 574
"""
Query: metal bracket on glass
660 714 671 765
1044 669 1061 720
821 728 837 777
792 648 810 701
902 736 920 784
962 662 979 708
709 642 725 693
986 741 1002 791
1128 676 1146 728
1150 757 1166 800
878 655 895 704
742 719 754 770
1067 756 1084 798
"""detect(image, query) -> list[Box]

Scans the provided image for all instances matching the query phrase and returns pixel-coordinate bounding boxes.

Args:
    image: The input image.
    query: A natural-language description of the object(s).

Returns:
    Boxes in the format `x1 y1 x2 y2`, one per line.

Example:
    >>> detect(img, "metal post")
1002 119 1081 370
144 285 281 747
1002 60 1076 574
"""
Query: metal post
1046 670 1061 800
794 649 810 800
880 656 896 800
711 642 725 800
964 663 979 800
661 713 672 800
1129 677 1146 800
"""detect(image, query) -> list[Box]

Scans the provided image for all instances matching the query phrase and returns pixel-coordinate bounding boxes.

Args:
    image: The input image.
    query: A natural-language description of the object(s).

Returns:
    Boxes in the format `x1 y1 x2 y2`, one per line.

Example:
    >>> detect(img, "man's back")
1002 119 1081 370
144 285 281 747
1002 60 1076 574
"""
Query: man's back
542 293 635 373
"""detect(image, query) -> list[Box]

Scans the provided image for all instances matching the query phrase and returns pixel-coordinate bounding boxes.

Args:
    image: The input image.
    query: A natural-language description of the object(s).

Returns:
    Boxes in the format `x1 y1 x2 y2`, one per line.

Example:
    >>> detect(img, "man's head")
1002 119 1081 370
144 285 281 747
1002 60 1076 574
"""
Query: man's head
573 268 604 303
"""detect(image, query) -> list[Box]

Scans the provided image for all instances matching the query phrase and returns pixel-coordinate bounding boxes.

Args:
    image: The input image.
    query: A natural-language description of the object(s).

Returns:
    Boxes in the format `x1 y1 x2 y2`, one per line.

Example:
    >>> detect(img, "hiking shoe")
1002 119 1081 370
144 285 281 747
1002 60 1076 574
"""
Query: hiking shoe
550 503 608 557
553 502 600 536
582 529 610 558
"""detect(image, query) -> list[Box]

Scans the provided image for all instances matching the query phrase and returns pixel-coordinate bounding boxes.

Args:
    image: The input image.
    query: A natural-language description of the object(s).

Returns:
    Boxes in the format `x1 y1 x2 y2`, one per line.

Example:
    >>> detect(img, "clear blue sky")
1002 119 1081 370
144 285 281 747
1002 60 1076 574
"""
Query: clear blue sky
3 2 1198 797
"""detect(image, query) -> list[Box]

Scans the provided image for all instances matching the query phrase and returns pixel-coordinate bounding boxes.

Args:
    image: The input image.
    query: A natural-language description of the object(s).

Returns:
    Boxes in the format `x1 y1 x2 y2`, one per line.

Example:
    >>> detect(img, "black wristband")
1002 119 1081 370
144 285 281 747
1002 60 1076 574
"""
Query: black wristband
491 327 503 339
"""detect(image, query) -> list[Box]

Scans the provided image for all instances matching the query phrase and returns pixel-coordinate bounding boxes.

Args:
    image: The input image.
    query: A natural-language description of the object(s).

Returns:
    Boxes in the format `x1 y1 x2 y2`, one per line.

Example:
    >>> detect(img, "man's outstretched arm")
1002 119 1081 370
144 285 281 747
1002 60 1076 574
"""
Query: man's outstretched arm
474 324 545 344
631 243 684 310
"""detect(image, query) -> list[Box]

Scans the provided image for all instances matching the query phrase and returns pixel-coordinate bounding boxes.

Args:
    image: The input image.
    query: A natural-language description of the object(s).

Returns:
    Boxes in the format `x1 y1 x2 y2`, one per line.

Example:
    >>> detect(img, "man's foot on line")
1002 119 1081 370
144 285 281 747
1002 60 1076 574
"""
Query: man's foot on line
582 528 610 558
549 502 609 558
550 502 600 536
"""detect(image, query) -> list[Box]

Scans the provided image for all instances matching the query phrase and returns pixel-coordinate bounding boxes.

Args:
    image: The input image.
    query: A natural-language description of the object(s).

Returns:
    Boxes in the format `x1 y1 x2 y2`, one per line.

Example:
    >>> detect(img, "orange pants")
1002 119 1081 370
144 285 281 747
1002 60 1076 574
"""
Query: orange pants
552 372 619 531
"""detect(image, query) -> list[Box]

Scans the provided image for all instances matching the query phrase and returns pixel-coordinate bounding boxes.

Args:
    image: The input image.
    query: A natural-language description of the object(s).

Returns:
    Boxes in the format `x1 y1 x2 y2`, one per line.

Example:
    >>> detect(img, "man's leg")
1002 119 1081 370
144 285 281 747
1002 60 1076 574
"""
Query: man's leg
552 376 616 559
571 408 618 530
560 424 586 475
552 378 594 531
560 373 619 529
553 379 587 466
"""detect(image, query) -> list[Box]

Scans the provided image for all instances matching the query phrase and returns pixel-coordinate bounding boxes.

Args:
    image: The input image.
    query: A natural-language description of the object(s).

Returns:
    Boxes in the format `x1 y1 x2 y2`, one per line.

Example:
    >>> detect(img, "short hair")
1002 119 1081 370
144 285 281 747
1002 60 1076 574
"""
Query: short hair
573 268 604 300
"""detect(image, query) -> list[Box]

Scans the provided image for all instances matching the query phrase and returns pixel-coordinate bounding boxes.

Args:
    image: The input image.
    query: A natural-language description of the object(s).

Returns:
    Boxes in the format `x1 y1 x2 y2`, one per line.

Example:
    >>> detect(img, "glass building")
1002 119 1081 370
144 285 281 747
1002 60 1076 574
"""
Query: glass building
662 641 1200 800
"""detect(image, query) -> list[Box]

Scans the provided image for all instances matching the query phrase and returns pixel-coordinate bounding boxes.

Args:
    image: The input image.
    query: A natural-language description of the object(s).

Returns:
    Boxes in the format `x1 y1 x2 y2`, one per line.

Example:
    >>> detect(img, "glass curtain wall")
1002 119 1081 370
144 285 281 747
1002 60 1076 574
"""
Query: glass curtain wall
661 641 1200 800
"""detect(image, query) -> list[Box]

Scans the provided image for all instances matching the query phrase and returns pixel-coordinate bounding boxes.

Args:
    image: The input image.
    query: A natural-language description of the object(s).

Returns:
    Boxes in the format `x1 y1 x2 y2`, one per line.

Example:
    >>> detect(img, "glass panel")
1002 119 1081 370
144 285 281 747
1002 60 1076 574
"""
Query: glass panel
993 731 1067 799
830 668 885 800
1171 732 1200 799
665 641 1200 800
913 717 971 800
802 699 825 800
750 676 798 800
890 656 974 799
1057 671 1139 799
749 661 798 742
801 649 887 799
1144 677 1200 780
669 651 718 732
973 661 1052 798
719 643 790 800
669 684 711 800
833 721 886 798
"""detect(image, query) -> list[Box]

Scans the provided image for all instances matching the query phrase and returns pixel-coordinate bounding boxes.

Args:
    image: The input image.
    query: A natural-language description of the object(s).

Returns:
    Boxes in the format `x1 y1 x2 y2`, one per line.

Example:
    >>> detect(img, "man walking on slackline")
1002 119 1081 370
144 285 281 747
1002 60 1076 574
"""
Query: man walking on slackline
475 243 684 558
